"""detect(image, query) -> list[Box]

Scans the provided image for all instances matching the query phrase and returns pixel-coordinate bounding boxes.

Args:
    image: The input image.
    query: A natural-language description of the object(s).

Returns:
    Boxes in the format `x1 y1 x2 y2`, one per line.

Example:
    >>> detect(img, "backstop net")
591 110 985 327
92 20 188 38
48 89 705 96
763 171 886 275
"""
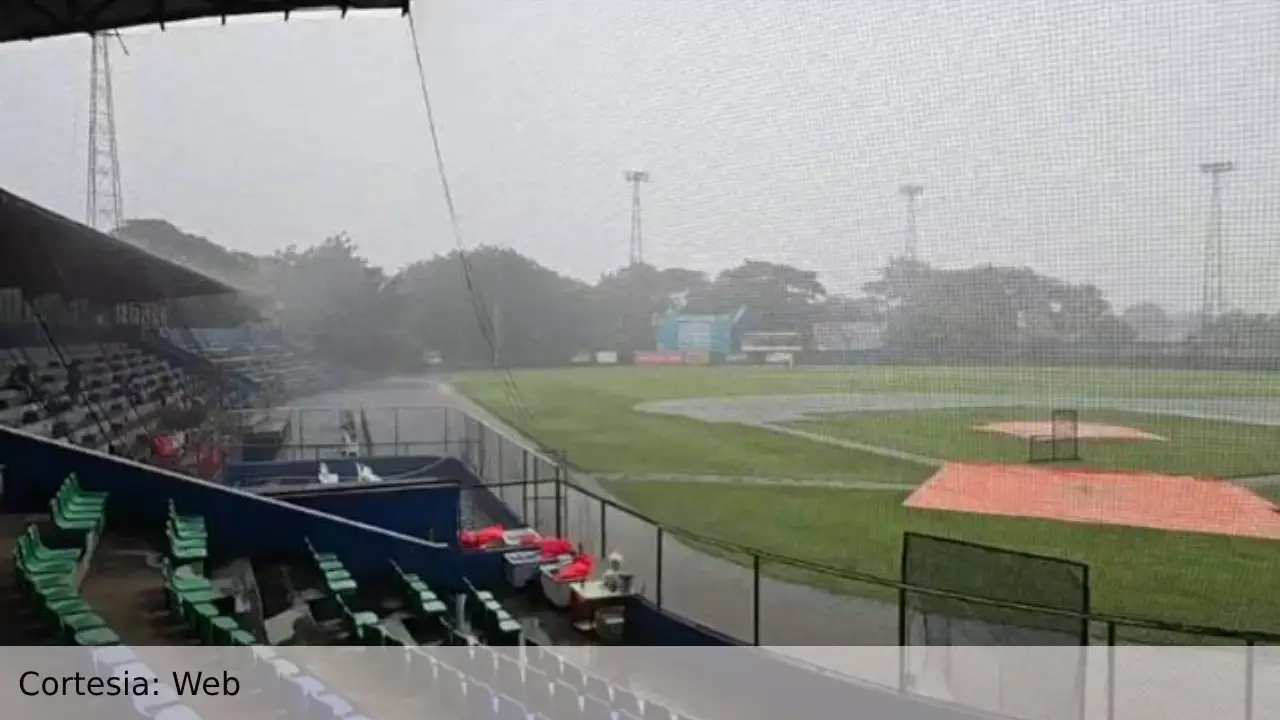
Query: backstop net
1028 408 1081 463
900 532 1090 720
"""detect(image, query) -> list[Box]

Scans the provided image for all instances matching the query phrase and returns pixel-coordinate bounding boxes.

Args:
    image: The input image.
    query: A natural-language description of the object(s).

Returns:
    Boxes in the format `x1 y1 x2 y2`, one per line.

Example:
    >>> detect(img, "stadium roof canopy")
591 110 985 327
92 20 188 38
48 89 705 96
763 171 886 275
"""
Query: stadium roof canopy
0 186 240 302
0 0 408 43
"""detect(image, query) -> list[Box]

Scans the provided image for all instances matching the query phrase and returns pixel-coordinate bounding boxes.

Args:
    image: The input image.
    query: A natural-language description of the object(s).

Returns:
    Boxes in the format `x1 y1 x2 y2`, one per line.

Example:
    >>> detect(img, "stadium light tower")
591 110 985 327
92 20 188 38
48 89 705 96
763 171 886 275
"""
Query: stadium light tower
625 170 650 266
899 184 924 261
1199 162 1234 323
86 34 126 234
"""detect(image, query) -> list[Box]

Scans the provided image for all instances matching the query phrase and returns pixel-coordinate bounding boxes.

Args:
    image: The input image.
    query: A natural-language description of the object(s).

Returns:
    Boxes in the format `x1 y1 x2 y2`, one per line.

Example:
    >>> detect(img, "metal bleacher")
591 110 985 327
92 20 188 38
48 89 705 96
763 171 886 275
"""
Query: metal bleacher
0 343 189 451
175 338 332 398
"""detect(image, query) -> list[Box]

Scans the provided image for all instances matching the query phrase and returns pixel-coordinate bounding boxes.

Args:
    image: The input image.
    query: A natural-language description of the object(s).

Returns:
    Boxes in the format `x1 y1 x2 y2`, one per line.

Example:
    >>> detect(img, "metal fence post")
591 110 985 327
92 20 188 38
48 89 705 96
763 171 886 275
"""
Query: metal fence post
1106 622 1116 720
554 464 563 538
496 435 503 487
599 497 608 556
752 553 761 646
1245 640 1255 720
655 527 664 608
897 582 908 693
522 450 531 522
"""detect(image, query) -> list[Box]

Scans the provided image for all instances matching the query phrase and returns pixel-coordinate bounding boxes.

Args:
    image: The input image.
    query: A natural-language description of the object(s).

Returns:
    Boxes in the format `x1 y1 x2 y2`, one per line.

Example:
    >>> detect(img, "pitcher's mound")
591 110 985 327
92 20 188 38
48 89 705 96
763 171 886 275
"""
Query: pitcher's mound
976 421 1167 442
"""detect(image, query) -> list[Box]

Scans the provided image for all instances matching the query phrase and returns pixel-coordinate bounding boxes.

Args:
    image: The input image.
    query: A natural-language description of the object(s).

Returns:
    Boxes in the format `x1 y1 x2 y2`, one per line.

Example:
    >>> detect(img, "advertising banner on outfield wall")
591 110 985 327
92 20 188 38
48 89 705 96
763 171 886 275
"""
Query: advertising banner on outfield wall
634 352 685 366
595 351 619 365
570 352 592 364
5 645 1278 720
684 351 711 365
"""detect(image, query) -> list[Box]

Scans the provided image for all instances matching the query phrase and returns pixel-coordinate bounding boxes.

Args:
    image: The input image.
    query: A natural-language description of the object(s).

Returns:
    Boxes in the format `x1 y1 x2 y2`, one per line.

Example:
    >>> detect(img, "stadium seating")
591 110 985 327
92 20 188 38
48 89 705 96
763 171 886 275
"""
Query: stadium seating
12 476 120 646
168 332 336 399
0 342 192 452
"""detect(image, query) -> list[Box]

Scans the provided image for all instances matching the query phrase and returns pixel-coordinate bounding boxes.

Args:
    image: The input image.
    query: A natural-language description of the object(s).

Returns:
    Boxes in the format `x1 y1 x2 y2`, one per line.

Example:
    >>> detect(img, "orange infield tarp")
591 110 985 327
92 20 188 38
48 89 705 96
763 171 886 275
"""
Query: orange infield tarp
906 462 1280 541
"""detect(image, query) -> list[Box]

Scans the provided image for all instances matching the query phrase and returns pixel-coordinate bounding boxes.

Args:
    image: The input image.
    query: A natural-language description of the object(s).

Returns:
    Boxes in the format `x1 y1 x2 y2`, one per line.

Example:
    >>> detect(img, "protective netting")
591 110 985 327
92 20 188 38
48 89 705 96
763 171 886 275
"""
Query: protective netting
901 532 1089 720
1029 409 1081 463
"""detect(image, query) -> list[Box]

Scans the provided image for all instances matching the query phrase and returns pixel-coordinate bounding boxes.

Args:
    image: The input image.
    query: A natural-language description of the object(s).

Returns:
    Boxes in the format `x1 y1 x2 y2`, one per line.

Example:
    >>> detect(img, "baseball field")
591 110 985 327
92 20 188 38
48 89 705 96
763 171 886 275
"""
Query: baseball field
452 365 1280 636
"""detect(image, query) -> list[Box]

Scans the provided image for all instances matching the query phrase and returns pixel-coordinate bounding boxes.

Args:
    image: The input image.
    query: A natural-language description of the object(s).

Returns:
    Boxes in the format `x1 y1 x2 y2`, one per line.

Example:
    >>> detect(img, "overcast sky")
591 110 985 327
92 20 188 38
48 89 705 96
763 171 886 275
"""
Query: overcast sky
2 0 1278 311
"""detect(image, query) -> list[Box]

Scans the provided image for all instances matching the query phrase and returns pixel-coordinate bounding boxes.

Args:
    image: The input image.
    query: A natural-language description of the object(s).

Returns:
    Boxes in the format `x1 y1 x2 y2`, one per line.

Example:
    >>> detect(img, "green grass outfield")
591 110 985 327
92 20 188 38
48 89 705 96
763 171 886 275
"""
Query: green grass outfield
453 366 1280 634
602 480 1280 637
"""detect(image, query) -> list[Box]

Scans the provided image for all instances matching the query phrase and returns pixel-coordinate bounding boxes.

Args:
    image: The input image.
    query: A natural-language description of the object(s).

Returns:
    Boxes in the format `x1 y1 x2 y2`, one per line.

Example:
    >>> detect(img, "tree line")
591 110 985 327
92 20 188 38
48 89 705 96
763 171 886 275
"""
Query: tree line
117 219 1273 371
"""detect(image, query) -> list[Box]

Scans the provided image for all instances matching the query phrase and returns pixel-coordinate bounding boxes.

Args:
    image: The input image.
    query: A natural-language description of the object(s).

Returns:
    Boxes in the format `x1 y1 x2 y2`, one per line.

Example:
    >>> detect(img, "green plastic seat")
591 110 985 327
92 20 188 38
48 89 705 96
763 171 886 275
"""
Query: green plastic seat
45 597 93 628
419 599 447 616
165 574 213 618
169 501 205 523
18 552 79 577
168 532 208 562
169 572 214 592
25 572 74 599
59 482 107 512
209 616 239 645
66 474 109 503
317 559 345 573
345 610 379 645
187 602 219 641
74 627 121 646
496 614 522 636
36 584 80 605
181 588 224 606
50 496 101 532
21 526 83 562
328 578 358 595
169 520 208 542
229 629 257 646
55 489 102 519
61 612 106 643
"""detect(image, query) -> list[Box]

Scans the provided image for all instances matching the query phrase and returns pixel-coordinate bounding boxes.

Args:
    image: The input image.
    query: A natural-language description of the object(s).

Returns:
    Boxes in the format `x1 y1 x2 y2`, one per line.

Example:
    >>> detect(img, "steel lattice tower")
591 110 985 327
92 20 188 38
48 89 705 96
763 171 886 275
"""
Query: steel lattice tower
899 184 924 261
625 170 649 266
87 35 124 234
1199 162 1233 322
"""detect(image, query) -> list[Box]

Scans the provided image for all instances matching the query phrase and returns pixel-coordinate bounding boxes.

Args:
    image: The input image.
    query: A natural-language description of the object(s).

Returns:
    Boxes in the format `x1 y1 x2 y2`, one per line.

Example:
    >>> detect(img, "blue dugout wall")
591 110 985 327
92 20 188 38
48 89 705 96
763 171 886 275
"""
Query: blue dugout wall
280 483 460 545
0 427 461 588
221 455 468 488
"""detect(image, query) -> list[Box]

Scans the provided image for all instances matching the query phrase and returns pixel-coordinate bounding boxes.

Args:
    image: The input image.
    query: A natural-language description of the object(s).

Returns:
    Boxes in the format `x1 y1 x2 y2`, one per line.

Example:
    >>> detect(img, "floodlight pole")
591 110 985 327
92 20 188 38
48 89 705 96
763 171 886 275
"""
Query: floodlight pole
86 34 125 234
1199 162 1234 323
899 184 924 261
625 170 650 266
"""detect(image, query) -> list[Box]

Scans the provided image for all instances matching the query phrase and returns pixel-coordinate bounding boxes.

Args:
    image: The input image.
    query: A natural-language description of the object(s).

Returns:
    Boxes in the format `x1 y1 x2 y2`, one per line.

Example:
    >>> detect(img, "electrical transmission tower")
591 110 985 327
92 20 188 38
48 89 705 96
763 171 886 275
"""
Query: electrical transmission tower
1199 162 1233 323
87 34 125 234
899 184 924 261
625 170 649 266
